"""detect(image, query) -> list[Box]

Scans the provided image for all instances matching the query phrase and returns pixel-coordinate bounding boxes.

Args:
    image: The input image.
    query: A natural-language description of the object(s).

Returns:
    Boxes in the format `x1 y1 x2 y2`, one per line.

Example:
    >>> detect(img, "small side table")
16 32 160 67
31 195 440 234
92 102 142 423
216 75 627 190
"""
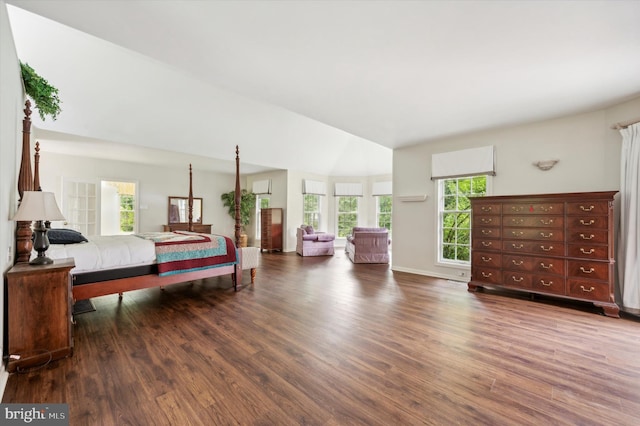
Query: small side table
6 258 75 372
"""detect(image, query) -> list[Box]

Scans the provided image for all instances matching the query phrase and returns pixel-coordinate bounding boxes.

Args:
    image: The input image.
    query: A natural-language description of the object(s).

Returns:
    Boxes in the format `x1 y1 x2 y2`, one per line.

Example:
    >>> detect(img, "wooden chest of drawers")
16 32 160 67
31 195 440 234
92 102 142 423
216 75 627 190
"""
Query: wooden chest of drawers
468 191 619 317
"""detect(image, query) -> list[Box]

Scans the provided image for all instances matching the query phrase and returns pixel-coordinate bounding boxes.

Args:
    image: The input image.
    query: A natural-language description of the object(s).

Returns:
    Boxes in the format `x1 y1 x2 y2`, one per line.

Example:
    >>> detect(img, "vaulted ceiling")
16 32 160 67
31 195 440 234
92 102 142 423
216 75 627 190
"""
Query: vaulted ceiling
6 0 640 176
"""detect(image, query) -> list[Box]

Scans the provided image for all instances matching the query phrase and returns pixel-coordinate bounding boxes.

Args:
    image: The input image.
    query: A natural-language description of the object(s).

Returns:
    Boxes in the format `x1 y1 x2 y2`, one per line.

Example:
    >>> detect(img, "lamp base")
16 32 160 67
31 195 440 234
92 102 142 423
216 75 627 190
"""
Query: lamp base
29 255 54 265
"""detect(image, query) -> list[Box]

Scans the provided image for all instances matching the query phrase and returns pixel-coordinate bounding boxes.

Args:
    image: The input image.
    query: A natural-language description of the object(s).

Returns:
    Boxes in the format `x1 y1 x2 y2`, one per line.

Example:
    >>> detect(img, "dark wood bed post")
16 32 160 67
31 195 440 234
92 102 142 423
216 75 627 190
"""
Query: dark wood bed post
15 101 34 264
234 145 241 247
188 164 194 232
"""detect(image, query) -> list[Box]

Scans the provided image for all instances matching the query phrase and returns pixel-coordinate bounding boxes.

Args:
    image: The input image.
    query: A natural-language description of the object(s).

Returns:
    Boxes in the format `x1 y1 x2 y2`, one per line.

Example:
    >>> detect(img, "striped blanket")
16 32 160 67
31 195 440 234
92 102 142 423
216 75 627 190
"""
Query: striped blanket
135 231 237 276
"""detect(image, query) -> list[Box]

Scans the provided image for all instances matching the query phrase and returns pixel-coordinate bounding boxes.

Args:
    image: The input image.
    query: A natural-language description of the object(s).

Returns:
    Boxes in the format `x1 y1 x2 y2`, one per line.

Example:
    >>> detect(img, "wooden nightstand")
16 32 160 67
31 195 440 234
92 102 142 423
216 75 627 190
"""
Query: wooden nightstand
5 258 75 372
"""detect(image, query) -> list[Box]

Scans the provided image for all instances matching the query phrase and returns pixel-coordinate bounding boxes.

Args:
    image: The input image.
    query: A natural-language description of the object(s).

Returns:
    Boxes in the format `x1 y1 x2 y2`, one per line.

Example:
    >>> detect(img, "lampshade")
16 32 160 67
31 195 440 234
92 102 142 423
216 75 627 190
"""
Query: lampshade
12 191 65 222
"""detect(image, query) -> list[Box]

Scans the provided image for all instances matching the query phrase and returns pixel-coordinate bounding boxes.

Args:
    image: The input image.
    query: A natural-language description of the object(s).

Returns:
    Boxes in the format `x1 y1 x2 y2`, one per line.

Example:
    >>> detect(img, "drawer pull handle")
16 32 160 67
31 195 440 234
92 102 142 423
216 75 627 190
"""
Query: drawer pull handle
511 206 524 212
580 234 595 240
540 263 553 269
482 272 492 278
540 232 553 238
481 206 493 212
540 245 554 252
540 219 554 225
481 218 493 224
511 219 524 224
580 248 595 255
481 256 492 262
580 219 595 226
580 285 595 293
580 205 595 212
482 230 493 235
540 280 553 287
482 242 493 247
512 244 524 249
540 206 553 212
580 267 595 274
512 231 524 237
512 260 524 266
511 276 524 282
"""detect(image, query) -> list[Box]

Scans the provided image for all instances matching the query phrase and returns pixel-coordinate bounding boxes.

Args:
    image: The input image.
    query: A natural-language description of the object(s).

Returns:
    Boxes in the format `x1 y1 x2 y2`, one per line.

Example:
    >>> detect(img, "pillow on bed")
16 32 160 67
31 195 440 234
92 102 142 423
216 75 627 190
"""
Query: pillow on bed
47 228 88 244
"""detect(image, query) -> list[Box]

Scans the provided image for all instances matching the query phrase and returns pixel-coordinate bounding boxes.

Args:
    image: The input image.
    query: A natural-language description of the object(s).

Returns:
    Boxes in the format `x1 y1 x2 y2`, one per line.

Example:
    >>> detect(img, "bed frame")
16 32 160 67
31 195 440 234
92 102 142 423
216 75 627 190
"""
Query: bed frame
15 101 244 300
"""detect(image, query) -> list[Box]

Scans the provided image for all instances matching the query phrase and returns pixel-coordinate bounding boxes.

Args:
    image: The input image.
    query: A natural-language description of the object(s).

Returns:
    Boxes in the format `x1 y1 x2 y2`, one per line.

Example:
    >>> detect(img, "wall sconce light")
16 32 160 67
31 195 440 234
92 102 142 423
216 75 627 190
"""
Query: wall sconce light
12 191 66 265
533 159 559 171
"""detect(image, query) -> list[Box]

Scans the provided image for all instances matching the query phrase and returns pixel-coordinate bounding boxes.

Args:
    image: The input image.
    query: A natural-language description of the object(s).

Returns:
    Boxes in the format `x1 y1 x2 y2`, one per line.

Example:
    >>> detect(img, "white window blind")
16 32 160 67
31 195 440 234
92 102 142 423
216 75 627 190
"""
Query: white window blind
334 182 363 197
252 179 271 194
431 145 496 180
372 181 392 196
303 179 326 195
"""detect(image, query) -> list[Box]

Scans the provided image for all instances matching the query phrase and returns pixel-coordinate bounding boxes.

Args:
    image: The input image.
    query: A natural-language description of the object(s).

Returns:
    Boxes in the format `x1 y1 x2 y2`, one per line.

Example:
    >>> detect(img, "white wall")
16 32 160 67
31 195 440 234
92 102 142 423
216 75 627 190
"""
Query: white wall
0 0 23 398
36 152 237 236
392 96 640 281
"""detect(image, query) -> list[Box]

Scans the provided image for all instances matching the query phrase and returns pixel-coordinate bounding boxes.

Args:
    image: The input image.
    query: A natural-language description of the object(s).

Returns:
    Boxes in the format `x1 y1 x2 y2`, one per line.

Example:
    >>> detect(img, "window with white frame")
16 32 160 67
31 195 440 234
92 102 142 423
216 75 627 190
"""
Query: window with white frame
438 176 486 263
337 196 358 237
303 194 320 229
256 196 270 239
376 195 392 232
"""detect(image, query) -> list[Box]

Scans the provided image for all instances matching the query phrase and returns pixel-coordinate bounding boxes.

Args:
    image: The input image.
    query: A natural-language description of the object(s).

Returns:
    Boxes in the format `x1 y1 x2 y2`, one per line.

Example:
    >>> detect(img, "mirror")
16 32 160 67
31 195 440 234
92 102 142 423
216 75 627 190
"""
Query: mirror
168 197 203 224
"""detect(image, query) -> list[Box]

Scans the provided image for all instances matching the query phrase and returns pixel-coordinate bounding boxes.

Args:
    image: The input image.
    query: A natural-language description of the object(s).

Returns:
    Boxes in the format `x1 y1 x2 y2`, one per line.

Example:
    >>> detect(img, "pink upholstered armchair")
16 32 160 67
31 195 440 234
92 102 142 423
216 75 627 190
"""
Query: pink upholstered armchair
345 227 390 263
296 225 336 256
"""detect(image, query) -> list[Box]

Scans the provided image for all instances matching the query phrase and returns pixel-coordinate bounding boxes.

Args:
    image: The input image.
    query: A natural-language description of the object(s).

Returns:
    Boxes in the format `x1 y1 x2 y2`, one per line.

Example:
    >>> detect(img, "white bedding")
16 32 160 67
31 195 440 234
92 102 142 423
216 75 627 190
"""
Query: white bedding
42 235 156 274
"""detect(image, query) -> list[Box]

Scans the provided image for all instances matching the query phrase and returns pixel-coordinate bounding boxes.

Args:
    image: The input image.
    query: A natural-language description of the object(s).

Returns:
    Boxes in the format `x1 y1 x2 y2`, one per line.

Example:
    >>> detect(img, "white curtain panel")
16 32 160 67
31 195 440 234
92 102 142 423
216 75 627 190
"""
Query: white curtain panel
618 123 640 309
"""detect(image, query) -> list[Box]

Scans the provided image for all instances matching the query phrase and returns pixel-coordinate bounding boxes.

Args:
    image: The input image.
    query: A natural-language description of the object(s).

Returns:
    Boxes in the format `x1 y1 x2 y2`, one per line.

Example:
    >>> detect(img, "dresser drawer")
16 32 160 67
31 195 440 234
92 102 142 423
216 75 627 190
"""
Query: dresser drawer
503 240 564 256
502 255 533 272
473 227 501 239
567 279 611 302
567 229 608 244
567 261 610 281
532 275 565 295
472 251 501 268
472 267 502 285
567 216 608 229
474 215 500 227
567 244 610 260
532 257 564 275
567 201 610 216
503 202 563 215
473 239 500 251
473 203 502 215
504 229 564 241
503 271 533 289
503 216 563 228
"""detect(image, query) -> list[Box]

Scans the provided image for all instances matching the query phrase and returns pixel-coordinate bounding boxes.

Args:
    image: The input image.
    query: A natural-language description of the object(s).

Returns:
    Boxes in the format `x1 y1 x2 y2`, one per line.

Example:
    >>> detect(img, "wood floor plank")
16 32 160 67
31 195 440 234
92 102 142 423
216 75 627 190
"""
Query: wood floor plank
3 251 640 425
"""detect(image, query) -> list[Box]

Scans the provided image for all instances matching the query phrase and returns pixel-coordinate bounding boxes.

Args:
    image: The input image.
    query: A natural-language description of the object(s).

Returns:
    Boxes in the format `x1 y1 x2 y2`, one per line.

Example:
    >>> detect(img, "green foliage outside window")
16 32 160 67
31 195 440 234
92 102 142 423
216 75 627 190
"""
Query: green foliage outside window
337 196 358 237
120 194 135 232
441 176 486 262
377 195 392 232
303 194 320 229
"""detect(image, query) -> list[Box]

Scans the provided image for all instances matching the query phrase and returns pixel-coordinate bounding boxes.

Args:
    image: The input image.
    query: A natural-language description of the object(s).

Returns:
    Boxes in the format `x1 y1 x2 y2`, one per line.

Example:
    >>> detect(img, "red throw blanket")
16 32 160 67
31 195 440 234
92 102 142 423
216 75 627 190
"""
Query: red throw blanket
135 232 237 276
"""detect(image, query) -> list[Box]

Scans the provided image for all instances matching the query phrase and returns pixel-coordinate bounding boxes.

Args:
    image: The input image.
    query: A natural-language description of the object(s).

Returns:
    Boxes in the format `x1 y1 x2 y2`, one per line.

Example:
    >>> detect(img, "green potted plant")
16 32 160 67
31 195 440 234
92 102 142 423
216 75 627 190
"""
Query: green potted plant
220 189 256 247
20 61 62 121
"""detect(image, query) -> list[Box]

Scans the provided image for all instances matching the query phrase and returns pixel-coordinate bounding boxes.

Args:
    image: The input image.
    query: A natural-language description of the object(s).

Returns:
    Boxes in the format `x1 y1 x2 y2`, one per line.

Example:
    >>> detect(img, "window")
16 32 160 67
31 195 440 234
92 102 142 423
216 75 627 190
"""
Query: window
303 194 320 229
337 196 358 238
101 180 137 235
256 196 270 239
376 195 392 233
438 176 486 264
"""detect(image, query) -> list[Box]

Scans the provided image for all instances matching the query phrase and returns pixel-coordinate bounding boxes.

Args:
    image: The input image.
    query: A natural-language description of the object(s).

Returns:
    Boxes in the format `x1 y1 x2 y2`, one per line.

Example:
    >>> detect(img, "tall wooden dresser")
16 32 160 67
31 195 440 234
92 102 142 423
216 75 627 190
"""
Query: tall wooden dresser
468 191 619 317
260 208 283 252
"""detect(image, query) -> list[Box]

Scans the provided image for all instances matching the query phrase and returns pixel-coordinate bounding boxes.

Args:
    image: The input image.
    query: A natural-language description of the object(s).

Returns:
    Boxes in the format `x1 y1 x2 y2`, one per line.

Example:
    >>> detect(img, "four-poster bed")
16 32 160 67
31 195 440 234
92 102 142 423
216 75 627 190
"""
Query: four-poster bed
15 101 248 302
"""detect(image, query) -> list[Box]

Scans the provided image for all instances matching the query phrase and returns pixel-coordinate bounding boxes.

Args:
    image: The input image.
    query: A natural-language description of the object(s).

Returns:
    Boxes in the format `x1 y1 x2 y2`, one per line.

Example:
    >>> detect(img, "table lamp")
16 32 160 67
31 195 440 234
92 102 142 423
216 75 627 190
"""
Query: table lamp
12 191 66 265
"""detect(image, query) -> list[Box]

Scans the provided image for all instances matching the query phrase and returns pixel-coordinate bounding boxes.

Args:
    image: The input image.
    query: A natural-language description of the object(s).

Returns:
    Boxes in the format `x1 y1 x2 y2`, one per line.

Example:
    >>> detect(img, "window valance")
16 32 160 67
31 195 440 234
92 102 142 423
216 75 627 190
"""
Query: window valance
252 179 271 195
431 145 496 180
334 183 363 197
303 179 326 195
372 181 392 196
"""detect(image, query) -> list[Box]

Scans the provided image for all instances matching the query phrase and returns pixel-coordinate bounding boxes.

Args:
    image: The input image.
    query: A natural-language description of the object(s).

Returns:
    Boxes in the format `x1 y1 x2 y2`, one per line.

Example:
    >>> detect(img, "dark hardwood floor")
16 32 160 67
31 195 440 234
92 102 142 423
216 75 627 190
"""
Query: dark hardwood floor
3 251 640 425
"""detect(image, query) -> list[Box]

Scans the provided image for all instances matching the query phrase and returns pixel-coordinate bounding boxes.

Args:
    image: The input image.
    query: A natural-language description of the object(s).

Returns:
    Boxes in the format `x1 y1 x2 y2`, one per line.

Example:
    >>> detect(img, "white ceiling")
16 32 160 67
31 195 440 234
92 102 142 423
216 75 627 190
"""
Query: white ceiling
5 0 640 176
